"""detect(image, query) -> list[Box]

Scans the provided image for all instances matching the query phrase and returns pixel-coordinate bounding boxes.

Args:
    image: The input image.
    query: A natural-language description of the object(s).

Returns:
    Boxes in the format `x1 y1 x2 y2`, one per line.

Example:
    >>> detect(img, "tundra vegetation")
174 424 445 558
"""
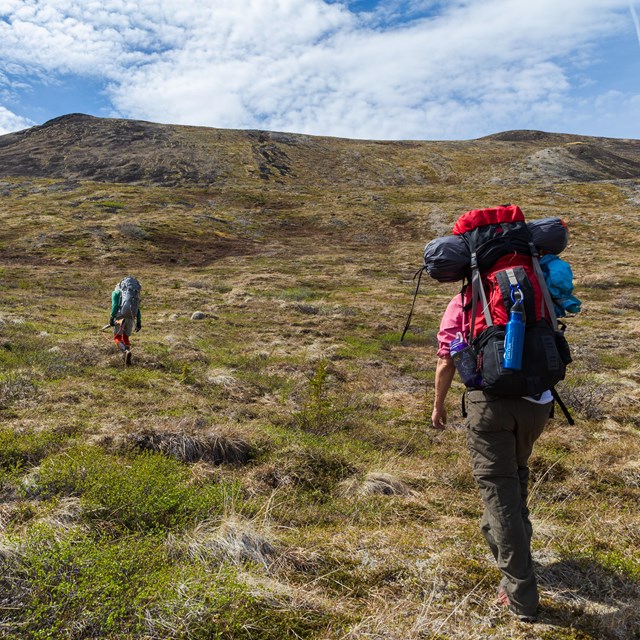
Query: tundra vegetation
0 116 638 639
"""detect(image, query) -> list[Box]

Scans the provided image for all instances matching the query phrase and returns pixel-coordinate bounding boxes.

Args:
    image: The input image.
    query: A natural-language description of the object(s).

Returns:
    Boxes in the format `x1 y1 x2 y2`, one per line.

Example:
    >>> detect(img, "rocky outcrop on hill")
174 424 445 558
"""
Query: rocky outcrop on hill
0 114 227 185
515 142 640 183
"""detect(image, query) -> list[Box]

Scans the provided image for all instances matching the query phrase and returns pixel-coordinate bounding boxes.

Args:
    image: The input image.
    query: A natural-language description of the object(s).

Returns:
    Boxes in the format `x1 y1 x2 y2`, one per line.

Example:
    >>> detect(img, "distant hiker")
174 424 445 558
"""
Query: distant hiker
109 276 142 366
419 206 575 623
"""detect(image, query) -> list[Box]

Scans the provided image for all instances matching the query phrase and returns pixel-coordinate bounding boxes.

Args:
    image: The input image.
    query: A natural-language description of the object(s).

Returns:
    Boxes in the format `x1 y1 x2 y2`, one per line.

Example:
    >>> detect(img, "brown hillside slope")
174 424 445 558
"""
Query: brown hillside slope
0 114 638 640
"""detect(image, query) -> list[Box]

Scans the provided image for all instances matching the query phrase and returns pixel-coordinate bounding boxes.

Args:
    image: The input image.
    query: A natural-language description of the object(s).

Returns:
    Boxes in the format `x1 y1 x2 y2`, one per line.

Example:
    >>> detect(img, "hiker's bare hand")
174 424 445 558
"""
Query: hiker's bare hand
431 407 447 430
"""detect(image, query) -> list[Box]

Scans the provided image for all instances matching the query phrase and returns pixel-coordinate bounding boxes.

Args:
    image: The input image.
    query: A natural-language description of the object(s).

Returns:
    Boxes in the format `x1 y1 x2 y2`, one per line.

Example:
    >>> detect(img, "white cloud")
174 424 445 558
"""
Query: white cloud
0 105 34 134
0 0 637 138
630 2 640 46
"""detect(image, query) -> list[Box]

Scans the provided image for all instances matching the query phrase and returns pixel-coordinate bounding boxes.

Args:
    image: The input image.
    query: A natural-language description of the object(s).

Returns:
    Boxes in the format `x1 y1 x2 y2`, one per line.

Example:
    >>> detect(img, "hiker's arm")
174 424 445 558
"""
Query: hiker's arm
432 356 455 429
136 307 142 330
110 290 120 321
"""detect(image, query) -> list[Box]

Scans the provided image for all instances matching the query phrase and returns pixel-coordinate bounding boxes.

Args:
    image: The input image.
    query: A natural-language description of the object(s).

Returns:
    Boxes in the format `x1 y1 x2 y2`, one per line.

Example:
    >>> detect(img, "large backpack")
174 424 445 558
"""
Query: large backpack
403 205 574 420
454 205 570 397
116 276 141 321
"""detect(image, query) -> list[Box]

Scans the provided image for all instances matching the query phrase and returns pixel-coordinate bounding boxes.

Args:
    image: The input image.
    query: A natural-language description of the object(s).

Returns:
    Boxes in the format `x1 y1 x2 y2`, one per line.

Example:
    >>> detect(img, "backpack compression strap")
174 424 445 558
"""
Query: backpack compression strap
469 251 492 339
529 242 558 331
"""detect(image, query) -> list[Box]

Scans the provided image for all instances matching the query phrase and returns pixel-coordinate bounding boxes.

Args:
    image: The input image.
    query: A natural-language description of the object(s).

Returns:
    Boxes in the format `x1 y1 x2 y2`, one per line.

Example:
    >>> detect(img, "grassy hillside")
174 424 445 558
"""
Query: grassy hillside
0 115 638 639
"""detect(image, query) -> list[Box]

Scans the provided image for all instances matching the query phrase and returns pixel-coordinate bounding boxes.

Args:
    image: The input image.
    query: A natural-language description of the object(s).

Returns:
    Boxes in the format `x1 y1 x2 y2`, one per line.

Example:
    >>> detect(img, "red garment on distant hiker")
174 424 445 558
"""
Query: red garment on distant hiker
114 333 130 348
114 321 131 349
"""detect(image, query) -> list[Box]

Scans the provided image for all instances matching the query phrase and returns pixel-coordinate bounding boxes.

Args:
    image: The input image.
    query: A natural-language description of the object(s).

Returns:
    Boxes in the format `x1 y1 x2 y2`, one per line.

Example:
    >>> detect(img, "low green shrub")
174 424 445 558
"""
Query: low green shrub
96 200 125 209
0 427 66 473
33 445 232 531
9 527 172 637
570 544 640 581
337 335 381 359
292 360 354 435
3 525 343 639
279 286 319 301
115 367 166 389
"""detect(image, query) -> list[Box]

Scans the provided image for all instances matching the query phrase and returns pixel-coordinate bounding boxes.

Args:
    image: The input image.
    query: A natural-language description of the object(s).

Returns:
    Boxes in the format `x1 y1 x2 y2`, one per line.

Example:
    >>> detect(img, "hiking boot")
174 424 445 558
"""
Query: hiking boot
497 586 537 623
124 349 132 366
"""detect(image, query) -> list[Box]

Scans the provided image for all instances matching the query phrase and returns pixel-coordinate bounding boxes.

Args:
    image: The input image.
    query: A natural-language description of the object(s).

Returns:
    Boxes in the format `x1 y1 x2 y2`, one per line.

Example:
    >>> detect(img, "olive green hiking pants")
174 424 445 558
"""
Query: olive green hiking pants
465 390 552 617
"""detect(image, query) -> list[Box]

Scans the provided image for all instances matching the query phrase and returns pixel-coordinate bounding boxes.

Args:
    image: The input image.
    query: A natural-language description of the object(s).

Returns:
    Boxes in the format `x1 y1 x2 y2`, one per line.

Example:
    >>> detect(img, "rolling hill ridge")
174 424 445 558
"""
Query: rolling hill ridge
1 113 640 187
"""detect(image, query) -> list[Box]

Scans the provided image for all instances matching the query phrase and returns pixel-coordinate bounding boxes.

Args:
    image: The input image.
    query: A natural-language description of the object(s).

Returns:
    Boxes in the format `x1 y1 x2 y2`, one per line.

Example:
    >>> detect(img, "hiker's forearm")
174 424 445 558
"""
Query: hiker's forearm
433 356 455 410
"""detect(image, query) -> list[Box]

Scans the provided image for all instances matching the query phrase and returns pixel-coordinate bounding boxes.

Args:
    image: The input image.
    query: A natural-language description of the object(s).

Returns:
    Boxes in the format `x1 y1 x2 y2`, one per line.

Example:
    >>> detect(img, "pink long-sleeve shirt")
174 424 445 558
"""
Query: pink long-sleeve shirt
436 292 469 359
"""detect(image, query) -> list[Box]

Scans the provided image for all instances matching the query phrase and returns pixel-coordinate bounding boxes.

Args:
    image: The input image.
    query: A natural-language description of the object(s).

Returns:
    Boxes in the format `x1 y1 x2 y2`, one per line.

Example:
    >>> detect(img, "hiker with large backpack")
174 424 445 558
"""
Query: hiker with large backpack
109 276 142 366
407 205 576 623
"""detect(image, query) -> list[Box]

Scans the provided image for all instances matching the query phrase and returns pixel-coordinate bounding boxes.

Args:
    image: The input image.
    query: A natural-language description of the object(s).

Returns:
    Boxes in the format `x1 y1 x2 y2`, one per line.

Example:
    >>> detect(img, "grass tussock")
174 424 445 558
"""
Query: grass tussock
125 426 253 465
0 371 39 408
178 517 278 569
339 472 412 497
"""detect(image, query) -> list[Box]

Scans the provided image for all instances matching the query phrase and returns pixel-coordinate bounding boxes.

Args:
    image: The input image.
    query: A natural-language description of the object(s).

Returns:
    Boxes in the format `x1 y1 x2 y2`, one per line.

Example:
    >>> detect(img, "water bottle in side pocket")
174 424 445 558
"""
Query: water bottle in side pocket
450 332 482 388
503 289 526 370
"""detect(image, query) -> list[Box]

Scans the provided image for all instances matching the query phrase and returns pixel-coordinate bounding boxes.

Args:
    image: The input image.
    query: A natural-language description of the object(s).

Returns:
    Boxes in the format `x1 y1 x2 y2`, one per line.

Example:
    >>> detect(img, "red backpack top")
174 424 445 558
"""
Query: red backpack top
451 204 556 339
452 204 525 234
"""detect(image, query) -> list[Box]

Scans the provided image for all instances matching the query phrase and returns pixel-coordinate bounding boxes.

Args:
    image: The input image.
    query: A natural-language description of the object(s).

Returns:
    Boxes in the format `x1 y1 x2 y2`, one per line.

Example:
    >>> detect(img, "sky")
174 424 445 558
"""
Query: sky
0 0 639 140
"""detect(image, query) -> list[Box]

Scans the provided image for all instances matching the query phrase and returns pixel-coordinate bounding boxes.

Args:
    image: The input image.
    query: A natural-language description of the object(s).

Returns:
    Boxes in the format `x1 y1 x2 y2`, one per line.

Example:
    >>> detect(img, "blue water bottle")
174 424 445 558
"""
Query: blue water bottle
503 287 525 370
450 332 482 387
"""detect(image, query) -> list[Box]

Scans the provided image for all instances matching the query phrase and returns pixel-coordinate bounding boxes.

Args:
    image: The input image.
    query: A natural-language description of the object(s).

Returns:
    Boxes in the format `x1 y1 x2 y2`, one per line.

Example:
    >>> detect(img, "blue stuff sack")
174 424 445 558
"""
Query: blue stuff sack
540 254 581 317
